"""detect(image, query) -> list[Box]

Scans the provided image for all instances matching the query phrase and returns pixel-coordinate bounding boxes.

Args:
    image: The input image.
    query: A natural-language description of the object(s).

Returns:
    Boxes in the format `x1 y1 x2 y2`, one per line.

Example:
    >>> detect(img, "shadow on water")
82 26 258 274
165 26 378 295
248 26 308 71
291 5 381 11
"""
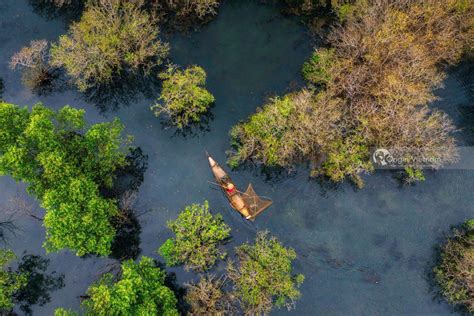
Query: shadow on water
13 254 65 315
82 72 161 113
164 110 215 139
110 207 142 261
0 78 4 99
106 148 149 261
458 105 474 145
0 221 18 245
101 147 149 199
28 0 84 22
156 261 190 315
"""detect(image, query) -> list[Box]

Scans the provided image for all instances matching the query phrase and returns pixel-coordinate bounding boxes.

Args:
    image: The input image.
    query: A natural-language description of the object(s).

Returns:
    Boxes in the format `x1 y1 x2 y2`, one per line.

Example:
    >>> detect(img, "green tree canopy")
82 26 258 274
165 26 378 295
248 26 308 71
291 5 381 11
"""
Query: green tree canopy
50 0 169 91
227 231 304 314
434 219 474 313
0 249 27 312
152 65 215 129
158 201 230 271
0 102 129 256
55 256 178 316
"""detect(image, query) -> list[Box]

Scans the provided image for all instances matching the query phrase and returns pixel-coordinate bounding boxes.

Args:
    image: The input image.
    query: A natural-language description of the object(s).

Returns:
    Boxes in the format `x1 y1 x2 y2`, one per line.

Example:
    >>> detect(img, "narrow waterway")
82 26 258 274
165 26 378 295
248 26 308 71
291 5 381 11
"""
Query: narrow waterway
0 0 473 314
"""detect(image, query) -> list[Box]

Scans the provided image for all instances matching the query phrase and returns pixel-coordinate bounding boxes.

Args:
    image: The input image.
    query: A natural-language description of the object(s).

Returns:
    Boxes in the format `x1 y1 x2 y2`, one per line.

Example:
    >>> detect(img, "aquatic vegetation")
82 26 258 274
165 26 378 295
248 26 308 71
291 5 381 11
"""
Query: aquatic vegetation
0 102 130 256
230 0 472 186
227 231 304 314
9 40 57 93
185 274 237 315
281 0 349 16
434 219 474 313
0 250 27 312
301 48 336 87
155 0 221 24
55 256 178 315
50 0 169 92
152 65 215 129
158 201 230 272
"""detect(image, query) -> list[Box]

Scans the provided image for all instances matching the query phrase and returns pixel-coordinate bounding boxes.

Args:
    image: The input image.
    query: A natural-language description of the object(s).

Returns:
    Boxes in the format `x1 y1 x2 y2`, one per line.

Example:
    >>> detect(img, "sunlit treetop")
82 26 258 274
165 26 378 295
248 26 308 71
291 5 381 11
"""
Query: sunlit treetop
0 102 130 256
55 256 179 316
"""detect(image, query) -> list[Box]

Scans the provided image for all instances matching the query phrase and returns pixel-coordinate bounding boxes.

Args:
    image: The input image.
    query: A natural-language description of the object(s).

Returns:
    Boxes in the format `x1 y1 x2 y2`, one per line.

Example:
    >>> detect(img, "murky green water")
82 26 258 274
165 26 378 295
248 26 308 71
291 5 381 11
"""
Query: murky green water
0 0 473 314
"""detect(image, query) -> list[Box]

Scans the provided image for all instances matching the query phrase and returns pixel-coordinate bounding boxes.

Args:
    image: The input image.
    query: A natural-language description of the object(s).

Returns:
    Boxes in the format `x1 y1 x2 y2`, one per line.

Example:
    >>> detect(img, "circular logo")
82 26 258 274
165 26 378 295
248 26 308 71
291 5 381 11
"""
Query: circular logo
373 148 392 166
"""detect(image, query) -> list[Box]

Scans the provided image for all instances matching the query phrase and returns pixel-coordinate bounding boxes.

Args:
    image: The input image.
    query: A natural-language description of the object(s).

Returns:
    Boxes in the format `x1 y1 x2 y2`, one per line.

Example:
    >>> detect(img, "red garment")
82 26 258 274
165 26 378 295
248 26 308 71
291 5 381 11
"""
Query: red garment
226 187 235 194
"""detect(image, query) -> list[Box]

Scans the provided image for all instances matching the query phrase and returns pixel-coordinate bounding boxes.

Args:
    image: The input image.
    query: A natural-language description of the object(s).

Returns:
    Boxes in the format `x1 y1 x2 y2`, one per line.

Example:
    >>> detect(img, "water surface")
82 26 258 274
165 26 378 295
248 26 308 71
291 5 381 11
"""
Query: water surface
0 1 473 315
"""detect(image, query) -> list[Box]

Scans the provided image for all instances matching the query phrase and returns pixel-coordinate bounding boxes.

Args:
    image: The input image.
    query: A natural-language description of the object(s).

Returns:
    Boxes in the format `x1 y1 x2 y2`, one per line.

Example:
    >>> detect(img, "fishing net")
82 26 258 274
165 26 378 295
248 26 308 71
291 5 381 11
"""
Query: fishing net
241 184 273 217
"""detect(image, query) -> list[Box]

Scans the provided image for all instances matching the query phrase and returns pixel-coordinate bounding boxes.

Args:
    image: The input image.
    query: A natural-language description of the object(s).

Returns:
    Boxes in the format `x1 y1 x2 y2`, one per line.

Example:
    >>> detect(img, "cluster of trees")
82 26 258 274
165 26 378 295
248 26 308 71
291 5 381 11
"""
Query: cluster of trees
152 65 215 129
434 219 474 313
229 0 473 186
55 257 178 315
158 201 230 271
13 0 215 129
13 0 169 93
40 0 222 26
50 0 170 92
0 102 130 256
159 202 305 314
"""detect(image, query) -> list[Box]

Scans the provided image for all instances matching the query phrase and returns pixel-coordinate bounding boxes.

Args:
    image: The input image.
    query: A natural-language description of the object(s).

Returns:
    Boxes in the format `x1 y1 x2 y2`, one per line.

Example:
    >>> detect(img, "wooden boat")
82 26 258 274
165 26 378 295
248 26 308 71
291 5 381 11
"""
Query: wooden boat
207 153 272 220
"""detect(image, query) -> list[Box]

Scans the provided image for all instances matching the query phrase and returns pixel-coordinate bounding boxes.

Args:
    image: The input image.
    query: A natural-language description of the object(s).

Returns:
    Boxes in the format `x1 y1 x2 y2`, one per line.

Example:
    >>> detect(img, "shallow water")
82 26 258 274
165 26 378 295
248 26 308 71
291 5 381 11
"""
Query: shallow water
0 0 473 315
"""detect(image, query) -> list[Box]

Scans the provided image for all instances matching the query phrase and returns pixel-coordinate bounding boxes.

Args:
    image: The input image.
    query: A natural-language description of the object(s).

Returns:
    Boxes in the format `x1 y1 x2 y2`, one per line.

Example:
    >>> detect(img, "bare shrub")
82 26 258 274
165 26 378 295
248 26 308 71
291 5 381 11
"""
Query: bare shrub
10 40 56 91
230 0 473 186
185 274 237 315
434 220 474 312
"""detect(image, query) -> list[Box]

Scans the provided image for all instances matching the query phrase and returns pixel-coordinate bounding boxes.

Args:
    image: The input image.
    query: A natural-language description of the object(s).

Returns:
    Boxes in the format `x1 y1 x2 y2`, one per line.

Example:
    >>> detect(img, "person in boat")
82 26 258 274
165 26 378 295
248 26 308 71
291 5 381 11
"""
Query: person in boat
224 182 236 194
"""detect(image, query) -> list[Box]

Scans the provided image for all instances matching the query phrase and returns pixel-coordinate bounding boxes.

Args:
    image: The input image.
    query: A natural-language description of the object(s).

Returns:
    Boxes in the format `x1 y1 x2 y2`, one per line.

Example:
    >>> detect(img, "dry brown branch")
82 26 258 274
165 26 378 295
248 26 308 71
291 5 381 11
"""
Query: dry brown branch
185 274 237 315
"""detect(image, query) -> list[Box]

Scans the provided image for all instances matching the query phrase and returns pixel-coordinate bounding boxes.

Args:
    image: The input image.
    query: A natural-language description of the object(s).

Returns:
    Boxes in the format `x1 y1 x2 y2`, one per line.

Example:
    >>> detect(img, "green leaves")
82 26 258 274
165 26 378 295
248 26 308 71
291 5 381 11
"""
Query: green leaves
0 102 128 256
228 93 298 168
152 65 215 129
301 48 336 86
50 0 169 91
66 257 179 315
0 250 27 311
227 231 304 314
158 201 231 272
42 177 118 256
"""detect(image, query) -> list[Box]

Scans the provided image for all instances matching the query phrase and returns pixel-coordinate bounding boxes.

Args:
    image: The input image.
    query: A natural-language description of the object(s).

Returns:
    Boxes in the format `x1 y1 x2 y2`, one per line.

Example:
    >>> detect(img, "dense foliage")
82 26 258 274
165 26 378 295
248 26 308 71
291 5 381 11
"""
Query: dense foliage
0 102 129 256
0 250 27 312
55 256 178 315
434 219 474 312
152 65 215 129
227 231 304 314
158 201 230 271
50 0 169 91
229 0 473 186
